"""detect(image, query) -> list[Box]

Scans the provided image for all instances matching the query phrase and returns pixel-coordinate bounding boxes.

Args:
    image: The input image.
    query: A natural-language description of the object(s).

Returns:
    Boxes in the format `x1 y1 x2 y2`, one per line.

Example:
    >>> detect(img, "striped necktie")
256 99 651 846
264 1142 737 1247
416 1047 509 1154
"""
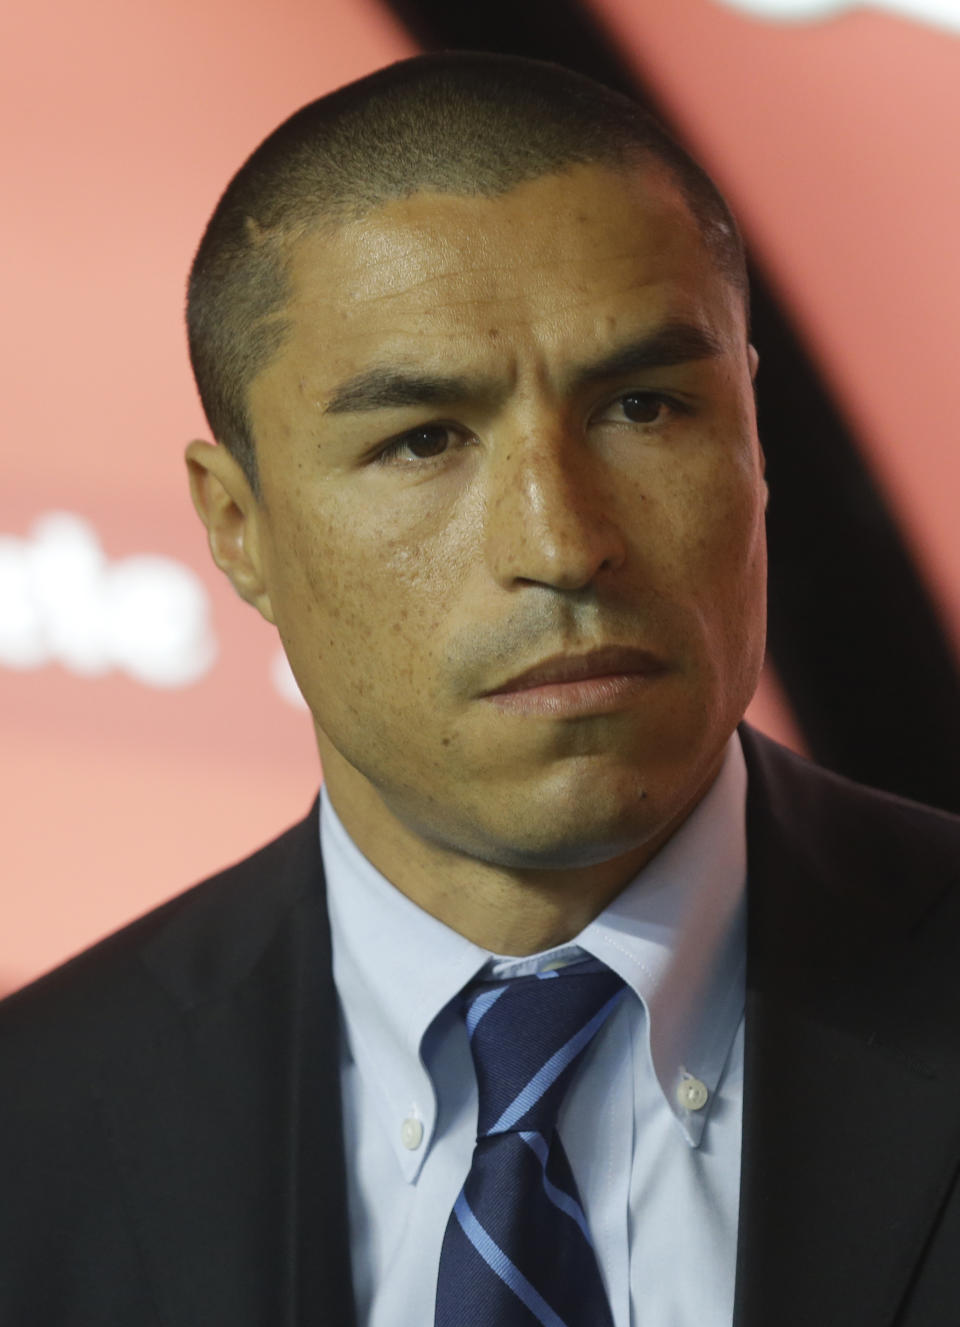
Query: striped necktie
434 955 626 1327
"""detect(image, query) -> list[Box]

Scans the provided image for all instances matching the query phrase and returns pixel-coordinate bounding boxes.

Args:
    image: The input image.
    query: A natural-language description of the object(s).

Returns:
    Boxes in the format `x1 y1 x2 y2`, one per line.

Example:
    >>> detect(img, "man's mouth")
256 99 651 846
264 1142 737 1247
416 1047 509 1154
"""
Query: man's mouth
481 646 668 717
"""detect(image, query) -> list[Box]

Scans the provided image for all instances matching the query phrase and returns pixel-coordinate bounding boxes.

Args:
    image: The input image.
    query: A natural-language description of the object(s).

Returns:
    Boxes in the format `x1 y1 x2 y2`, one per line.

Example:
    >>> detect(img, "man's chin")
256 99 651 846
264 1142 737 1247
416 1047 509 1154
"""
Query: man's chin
426 740 728 874
412 783 679 875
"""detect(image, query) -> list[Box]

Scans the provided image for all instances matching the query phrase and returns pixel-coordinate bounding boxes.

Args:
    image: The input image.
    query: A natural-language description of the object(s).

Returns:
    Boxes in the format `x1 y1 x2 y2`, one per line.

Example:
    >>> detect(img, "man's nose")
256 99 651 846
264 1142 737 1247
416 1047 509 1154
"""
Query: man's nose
483 433 628 591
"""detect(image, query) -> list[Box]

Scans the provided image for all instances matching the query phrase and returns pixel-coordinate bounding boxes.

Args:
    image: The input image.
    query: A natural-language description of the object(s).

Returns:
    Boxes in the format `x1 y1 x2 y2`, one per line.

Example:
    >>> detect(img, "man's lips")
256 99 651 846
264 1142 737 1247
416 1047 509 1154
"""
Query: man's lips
481 646 667 697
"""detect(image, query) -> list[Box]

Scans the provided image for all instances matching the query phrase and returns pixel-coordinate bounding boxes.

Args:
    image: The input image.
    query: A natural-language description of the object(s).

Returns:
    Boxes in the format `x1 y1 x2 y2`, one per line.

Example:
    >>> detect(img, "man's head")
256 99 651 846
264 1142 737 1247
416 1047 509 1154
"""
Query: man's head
185 53 766 946
187 52 748 495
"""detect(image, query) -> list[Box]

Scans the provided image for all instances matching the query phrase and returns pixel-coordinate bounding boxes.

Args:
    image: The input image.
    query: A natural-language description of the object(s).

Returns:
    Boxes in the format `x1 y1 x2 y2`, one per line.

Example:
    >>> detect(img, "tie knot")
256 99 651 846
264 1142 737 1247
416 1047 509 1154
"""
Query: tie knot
462 956 625 1138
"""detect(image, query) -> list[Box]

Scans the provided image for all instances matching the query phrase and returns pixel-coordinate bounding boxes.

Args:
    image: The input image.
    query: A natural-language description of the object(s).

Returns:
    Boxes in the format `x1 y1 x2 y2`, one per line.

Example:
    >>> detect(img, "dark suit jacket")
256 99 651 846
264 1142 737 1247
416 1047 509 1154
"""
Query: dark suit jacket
2 727 960 1326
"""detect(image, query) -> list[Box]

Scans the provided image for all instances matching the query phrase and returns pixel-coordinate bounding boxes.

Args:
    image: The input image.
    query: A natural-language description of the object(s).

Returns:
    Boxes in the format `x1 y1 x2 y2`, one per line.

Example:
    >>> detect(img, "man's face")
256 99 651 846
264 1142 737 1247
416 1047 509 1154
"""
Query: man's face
240 163 766 871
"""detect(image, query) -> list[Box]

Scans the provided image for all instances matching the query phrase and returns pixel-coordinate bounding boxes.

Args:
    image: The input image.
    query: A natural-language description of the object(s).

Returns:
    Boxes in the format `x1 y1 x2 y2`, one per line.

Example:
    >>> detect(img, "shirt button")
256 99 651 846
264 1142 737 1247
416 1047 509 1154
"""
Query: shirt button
676 1077 709 1111
400 1117 424 1150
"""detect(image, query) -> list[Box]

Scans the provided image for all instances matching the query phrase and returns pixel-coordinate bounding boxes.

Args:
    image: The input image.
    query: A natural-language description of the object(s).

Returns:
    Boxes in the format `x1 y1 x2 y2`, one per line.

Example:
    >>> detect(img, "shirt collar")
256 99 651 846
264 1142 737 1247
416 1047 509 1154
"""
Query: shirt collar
577 735 746 1144
322 733 746 1176
322 795 488 1181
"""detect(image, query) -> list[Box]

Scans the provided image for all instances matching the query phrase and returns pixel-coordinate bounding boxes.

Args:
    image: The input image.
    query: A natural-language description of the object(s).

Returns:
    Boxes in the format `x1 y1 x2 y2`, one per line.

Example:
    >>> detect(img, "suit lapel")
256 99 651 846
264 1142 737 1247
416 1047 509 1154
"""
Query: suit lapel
735 729 960 1327
735 985 960 1327
95 804 356 1327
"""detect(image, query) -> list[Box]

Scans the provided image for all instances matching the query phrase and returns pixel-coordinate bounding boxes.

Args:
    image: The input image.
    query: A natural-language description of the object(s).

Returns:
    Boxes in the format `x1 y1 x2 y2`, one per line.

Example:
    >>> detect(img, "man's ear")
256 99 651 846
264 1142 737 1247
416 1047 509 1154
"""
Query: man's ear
745 345 768 507
185 439 276 624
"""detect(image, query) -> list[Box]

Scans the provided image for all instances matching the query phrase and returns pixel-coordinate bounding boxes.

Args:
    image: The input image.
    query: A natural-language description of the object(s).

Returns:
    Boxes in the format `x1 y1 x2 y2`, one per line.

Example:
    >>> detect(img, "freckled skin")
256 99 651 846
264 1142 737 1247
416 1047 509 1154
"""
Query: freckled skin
186 164 767 954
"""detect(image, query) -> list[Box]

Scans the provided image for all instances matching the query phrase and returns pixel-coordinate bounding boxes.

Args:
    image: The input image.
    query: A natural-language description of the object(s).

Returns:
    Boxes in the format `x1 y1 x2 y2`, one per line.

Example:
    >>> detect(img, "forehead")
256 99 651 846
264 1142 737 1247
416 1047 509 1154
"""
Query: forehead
268 164 743 391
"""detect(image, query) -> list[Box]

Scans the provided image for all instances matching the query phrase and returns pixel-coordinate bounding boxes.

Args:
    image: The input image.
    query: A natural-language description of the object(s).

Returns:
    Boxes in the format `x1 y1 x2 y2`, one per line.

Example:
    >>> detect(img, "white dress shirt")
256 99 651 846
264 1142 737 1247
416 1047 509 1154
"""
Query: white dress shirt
323 734 747 1326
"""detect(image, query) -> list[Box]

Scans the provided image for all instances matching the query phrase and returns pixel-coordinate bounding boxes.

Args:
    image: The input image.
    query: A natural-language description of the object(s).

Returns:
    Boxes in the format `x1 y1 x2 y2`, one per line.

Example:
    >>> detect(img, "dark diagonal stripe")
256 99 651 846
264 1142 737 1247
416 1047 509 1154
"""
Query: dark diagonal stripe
453 1194 570 1327
489 989 626 1133
463 1135 613 1326
519 1130 593 1244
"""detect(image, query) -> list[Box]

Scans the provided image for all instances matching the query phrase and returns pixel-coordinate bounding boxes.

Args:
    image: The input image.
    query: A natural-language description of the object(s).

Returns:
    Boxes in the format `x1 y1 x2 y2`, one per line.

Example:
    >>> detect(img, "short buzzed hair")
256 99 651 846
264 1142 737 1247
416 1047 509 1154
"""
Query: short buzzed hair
187 51 748 493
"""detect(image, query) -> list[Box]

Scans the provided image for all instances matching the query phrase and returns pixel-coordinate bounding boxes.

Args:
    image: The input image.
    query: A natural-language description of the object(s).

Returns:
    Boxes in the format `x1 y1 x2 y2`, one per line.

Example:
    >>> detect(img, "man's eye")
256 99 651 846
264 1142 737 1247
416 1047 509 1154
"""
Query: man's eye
610 393 673 424
377 424 454 464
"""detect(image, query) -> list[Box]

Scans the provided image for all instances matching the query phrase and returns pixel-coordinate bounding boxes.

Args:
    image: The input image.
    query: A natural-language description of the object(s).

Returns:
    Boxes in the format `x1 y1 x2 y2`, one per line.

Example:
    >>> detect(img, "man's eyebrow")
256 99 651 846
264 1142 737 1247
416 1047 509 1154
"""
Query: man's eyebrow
323 368 486 415
322 321 725 416
567 320 726 392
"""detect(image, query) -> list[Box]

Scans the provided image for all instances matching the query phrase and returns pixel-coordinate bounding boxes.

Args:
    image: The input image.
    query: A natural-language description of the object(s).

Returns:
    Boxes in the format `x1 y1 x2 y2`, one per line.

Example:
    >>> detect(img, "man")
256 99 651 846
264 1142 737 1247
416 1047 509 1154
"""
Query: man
2 50 958 1327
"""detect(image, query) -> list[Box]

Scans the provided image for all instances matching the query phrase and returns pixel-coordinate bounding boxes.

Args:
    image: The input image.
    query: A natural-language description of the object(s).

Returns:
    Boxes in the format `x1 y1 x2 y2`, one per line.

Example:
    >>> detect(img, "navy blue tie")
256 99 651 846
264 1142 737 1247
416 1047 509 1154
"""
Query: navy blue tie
434 955 626 1327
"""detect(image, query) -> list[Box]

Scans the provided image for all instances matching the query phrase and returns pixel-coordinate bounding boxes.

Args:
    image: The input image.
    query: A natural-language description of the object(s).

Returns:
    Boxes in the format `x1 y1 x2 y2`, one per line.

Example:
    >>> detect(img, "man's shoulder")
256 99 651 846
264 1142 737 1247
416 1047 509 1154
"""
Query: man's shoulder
740 726 960 1014
0 798 323 1054
0 797 337 1317
741 722 960 867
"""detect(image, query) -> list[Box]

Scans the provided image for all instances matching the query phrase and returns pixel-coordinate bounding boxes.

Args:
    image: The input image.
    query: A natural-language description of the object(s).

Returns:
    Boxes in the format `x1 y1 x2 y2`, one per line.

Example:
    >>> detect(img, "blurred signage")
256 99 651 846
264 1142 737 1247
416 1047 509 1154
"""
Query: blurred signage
715 0 960 31
0 513 216 687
